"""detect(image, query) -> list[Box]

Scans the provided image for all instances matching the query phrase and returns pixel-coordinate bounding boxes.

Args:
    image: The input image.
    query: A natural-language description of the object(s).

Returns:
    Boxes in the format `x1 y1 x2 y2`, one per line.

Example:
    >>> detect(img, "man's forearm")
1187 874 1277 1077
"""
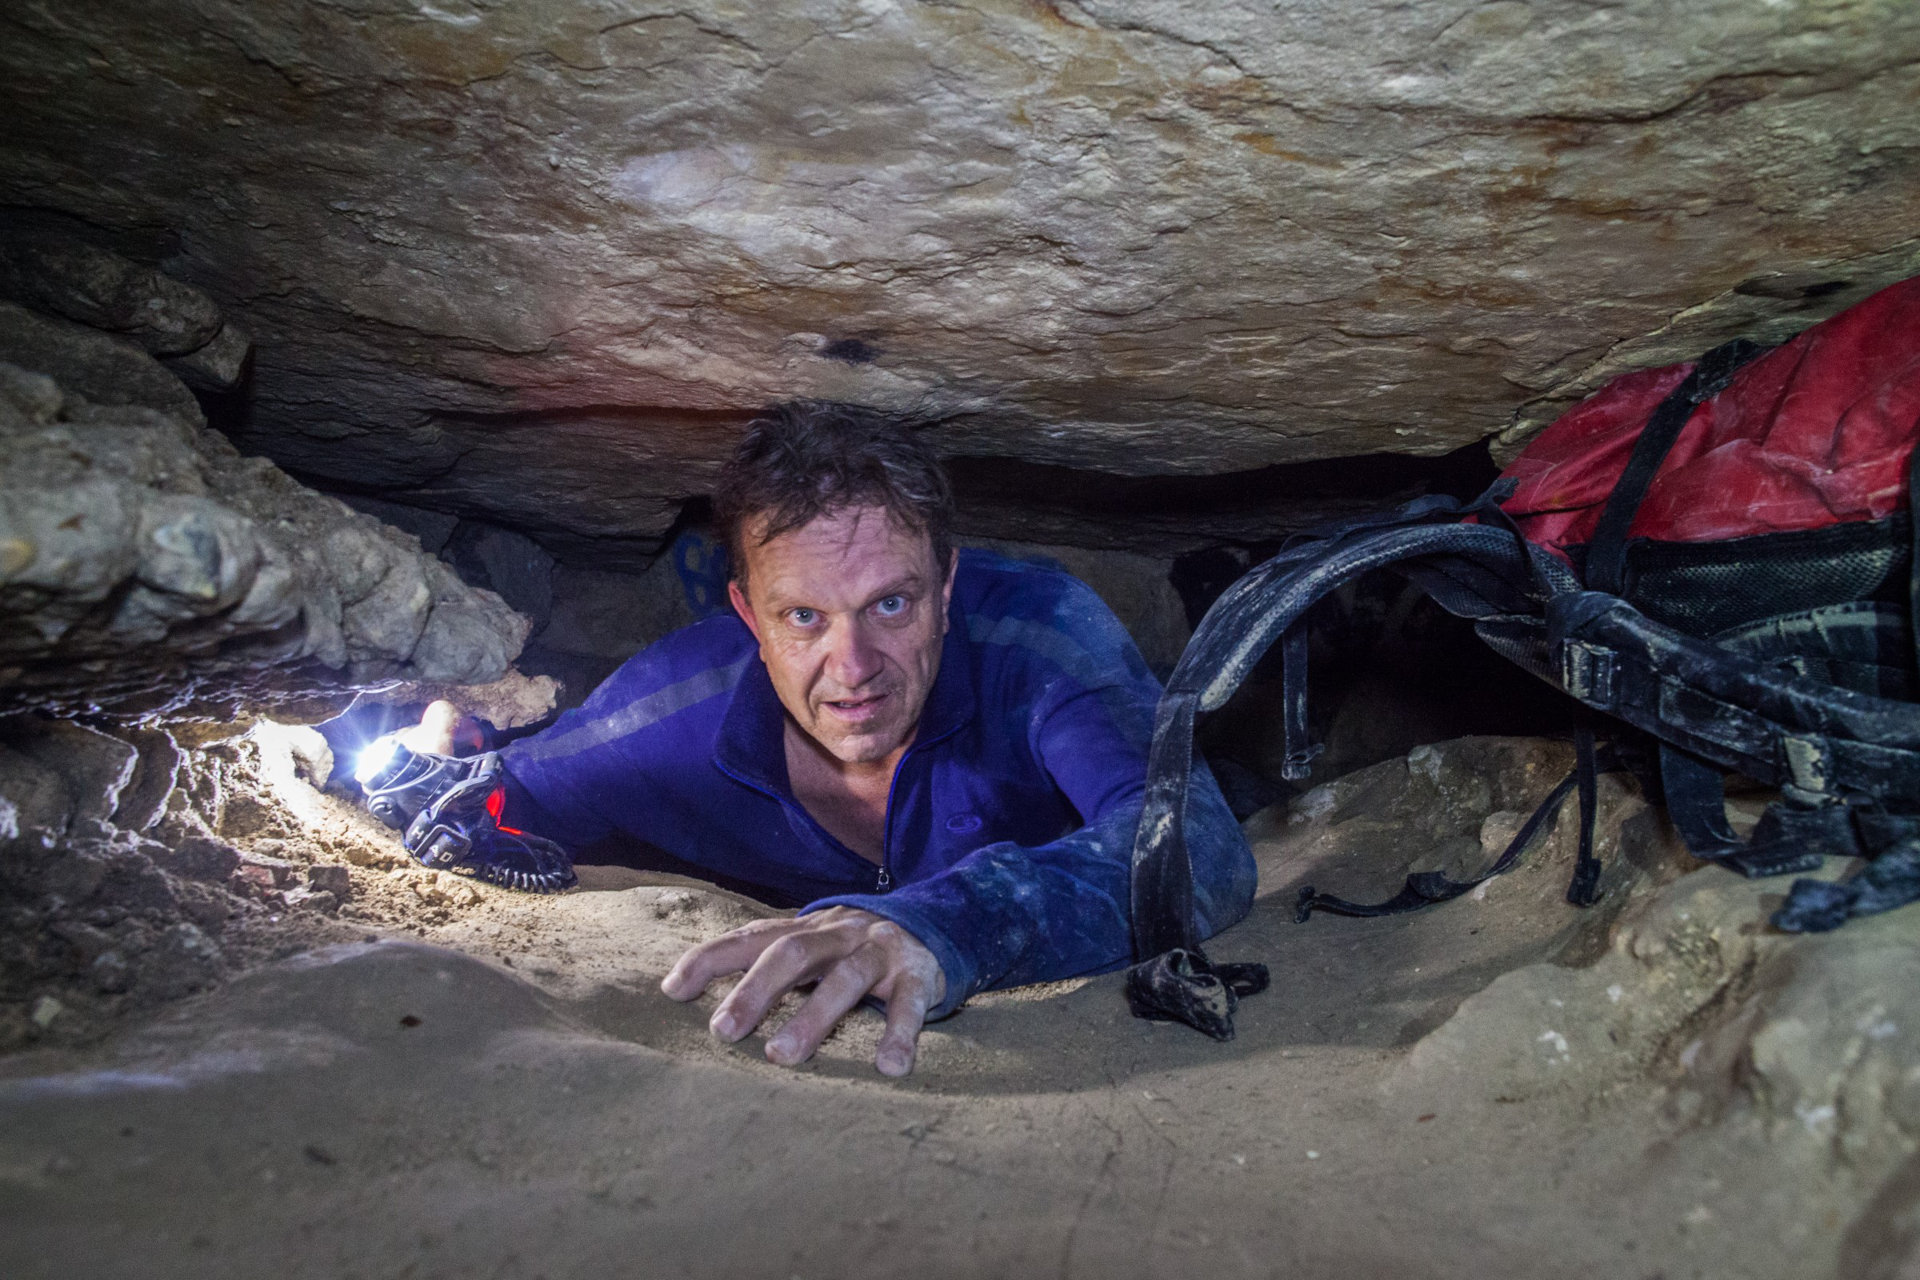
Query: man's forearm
802 766 1257 1018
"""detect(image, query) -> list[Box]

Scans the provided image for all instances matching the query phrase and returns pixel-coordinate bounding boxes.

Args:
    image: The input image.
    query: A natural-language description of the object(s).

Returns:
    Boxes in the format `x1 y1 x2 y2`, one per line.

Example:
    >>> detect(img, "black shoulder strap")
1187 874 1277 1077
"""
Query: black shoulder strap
1584 338 1772 595
1126 519 1573 1039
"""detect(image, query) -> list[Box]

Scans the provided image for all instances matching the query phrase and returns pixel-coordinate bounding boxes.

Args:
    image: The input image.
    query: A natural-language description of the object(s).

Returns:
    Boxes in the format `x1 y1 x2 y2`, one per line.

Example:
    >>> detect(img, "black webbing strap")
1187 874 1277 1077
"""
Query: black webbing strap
1584 338 1772 596
1777 832 1920 932
1130 692 1200 960
1566 723 1604 906
1295 740 1610 921
1123 946 1271 1042
1657 743 1828 878
1279 625 1321 781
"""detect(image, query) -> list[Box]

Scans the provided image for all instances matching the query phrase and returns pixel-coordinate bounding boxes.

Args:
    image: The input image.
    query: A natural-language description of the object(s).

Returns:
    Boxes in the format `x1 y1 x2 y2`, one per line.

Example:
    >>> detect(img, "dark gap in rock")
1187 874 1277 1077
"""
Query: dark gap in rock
819 336 881 364
945 440 1499 555
0 204 185 267
187 356 255 440
1198 582 1583 816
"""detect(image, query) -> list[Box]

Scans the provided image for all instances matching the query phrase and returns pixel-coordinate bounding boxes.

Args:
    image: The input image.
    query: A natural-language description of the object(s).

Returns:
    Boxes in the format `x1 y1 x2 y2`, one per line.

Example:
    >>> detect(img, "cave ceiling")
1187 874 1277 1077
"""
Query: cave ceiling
1 0 1917 557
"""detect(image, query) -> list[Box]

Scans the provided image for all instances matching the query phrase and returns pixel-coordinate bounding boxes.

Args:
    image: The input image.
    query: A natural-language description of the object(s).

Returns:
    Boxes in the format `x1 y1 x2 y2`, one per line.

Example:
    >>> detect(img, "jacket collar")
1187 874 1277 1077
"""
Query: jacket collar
714 607 977 797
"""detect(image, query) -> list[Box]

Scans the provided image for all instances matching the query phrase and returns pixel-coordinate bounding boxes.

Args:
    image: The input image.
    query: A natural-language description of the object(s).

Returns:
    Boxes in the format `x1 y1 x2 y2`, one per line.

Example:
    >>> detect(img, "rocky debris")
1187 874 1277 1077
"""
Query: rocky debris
1392 855 1920 1158
335 495 460 557
1240 734 1920 1222
0 5 1913 557
0 233 225 361
348 668 559 735
1243 735 1920 1229
0 357 529 709
0 705 530 1050
1249 737 1680 963
305 863 351 898
0 228 253 398
0 302 203 423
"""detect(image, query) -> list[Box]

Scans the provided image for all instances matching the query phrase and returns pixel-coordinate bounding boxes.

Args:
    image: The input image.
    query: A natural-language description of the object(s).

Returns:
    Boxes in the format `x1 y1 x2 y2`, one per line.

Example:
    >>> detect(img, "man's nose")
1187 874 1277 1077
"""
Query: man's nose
825 618 884 689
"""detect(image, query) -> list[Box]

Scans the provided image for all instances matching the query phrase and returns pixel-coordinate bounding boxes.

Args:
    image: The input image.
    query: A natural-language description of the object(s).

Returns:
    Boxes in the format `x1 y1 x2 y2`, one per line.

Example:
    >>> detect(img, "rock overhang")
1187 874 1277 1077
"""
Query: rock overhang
0 0 1914 557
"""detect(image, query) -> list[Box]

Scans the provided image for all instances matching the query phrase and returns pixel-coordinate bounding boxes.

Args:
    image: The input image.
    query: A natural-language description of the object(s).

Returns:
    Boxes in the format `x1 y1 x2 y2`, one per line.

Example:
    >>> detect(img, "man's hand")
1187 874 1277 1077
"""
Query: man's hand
661 907 945 1077
396 699 483 757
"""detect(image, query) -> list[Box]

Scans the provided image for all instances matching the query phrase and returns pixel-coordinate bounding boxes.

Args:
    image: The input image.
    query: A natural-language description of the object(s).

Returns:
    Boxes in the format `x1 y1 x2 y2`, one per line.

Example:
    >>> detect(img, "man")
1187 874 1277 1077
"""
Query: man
403 402 1255 1075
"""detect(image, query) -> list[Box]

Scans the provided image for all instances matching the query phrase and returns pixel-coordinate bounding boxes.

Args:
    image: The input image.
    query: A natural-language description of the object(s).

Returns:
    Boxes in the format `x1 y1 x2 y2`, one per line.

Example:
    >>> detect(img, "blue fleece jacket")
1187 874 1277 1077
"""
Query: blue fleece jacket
498 549 1255 1017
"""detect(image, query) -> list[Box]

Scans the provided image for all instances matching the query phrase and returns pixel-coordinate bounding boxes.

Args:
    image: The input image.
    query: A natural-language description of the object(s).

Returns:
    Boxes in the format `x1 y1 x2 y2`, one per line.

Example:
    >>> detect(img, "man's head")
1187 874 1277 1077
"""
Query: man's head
714 402 957 767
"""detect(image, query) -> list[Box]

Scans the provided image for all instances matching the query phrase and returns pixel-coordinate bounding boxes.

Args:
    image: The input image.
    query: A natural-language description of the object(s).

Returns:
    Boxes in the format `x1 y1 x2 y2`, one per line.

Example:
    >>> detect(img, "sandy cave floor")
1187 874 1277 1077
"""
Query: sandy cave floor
0 738 1913 1280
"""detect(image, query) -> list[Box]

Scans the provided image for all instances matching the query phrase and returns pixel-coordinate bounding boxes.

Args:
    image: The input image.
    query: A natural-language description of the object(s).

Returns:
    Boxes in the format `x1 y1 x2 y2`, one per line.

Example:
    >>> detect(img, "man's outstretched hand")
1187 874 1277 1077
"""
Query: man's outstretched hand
661 908 945 1077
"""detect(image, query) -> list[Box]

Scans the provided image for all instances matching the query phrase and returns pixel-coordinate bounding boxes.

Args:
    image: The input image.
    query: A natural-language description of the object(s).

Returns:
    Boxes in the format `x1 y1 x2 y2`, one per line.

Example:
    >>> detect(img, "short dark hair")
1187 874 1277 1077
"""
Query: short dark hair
713 400 954 585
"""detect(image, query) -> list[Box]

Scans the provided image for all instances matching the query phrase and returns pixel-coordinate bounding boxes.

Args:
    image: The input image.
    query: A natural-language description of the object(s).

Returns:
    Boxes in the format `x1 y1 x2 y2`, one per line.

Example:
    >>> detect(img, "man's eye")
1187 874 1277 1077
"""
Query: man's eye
789 608 818 627
874 595 907 617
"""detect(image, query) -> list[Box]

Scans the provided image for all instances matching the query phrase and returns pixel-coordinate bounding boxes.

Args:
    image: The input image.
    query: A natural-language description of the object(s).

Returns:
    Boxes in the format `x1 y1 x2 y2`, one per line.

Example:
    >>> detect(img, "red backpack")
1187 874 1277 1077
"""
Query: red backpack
1126 276 1920 1040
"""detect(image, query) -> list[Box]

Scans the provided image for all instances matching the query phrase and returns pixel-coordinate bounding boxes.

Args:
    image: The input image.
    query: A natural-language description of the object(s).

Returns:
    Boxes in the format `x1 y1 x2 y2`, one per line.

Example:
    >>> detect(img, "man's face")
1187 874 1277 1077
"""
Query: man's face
728 505 955 767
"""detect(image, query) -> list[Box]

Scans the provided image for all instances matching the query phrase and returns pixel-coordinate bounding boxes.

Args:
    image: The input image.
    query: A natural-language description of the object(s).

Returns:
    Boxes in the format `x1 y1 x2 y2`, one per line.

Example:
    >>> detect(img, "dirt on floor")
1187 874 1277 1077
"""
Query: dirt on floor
3 733 1918 1279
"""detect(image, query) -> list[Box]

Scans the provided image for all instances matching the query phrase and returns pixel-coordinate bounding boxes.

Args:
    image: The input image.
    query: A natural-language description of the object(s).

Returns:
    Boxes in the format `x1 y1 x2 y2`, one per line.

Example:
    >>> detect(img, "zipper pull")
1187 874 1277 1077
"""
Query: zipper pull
876 866 892 892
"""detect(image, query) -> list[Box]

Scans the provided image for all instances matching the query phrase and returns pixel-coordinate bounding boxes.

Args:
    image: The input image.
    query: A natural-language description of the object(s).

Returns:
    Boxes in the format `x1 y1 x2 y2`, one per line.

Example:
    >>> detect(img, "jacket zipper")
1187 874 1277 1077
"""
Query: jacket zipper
719 706 968 896
715 756 894 890
874 741 917 894
872 707 968 894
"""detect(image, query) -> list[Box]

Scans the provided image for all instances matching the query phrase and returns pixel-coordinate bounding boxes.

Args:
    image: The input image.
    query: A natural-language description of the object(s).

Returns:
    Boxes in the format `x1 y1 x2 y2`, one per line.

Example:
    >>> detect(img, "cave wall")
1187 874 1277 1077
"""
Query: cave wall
0 0 1915 560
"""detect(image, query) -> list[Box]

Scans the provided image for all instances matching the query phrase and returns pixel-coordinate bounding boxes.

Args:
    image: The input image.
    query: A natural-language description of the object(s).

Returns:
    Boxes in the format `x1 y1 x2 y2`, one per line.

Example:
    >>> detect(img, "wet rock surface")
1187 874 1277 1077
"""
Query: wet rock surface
0 3 1914 553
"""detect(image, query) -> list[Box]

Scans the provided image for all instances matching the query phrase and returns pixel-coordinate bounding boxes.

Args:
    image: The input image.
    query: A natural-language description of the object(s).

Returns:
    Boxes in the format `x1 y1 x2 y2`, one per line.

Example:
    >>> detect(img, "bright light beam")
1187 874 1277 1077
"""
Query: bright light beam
353 733 401 786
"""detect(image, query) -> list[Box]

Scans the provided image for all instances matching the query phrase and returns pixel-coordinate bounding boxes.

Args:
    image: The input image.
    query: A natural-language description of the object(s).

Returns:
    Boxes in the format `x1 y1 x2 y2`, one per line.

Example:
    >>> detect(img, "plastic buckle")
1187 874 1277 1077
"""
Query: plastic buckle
1561 641 1617 708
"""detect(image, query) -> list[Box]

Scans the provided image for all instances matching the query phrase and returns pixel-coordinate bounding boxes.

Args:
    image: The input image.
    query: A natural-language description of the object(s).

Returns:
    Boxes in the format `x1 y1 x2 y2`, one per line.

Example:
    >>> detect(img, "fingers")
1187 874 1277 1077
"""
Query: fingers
764 945 888 1067
659 918 791 1001
398 700 474 756
658 911 945 1077
709 931 837 1042
874 969 934 1078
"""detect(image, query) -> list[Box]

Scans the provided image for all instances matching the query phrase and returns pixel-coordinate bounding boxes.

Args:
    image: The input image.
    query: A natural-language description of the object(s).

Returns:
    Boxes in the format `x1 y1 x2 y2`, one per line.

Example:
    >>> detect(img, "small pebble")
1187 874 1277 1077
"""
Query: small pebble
30 996 64 1029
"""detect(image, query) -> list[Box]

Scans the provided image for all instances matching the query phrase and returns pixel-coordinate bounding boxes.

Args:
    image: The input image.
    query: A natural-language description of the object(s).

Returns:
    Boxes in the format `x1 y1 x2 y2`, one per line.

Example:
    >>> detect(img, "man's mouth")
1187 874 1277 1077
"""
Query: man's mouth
821 691 890 722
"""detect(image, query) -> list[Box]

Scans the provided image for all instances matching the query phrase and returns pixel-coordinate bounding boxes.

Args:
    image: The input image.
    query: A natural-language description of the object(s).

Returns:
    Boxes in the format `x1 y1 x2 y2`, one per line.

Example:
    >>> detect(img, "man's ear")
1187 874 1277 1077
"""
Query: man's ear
940 548 958 616
727 578 762 643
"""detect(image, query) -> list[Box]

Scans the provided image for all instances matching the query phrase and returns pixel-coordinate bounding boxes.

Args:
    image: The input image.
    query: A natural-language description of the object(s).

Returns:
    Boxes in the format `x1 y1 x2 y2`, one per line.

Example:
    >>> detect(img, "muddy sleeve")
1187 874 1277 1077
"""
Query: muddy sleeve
811 772 1252 1020
804 575 1256 1018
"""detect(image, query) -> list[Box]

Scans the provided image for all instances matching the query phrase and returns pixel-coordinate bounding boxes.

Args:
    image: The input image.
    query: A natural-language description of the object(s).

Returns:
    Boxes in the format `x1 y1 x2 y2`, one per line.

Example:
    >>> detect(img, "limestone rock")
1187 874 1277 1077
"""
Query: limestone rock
1390 825 1920 1192
0 2 1912 554
0 233 223 359
352 668 561 733
0 361 530 709
0 301 203 423
164 321 253 394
